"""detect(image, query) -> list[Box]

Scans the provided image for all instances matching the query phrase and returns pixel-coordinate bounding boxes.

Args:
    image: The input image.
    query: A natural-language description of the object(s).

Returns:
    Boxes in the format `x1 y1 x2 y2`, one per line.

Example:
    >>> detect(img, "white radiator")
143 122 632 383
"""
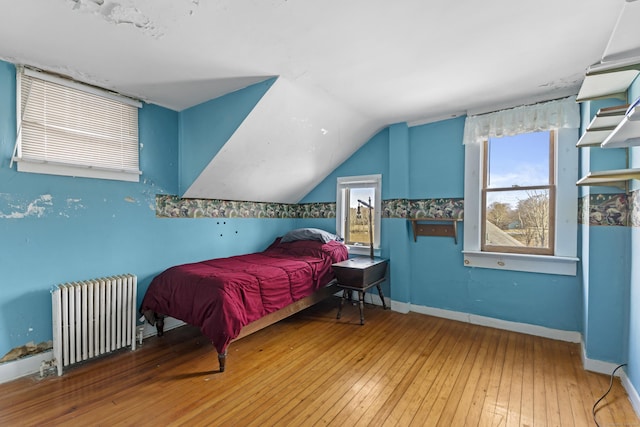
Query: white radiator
51 274 137 376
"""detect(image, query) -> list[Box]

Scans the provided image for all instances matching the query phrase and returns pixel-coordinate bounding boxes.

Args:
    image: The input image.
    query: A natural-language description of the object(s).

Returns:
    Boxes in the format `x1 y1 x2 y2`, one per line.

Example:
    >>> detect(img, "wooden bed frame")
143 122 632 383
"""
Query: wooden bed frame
144 280 338 372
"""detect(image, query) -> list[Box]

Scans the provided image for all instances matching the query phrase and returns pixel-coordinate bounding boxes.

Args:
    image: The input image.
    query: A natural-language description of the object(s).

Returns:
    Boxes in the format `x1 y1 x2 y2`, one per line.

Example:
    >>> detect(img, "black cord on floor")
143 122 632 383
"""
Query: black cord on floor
592 363 627 427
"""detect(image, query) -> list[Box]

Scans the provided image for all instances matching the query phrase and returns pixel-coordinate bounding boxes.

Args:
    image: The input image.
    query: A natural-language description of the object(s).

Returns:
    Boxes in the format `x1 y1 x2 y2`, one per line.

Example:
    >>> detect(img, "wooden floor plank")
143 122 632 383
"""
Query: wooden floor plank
321 314 429 426
0 297 637 426
446 326 495 426
532 337 548 427
462 327 502 427
430 325 490 426
505 333 525 427
409 323 480 425
377 321 462 426
338 316 450 427
243 308 395 426
519 334 535 427
477 329 510 427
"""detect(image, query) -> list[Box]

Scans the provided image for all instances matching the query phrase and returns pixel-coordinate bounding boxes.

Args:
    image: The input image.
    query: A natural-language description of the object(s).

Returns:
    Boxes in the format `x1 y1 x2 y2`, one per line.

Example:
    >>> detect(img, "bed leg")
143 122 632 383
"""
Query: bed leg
218 351 227 372
156 316 165 337
142 310 165 337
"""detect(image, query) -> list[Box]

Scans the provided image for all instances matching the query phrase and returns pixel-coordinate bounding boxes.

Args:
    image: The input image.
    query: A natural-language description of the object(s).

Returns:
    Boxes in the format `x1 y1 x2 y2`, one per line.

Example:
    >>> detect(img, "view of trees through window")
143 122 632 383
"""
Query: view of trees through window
345 187 375 246
483 131 554 254
486 189 550 247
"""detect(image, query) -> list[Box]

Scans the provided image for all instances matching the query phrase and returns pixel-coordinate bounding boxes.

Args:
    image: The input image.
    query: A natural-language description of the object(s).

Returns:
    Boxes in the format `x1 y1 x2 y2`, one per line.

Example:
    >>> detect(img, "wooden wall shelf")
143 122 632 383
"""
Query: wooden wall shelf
408 218 461 243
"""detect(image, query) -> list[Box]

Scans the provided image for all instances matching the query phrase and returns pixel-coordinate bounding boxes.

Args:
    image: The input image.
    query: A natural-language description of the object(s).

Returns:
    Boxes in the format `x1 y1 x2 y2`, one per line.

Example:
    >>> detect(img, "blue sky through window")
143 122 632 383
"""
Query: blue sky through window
487 131 550 188
486 131 550 208
349 188 375 208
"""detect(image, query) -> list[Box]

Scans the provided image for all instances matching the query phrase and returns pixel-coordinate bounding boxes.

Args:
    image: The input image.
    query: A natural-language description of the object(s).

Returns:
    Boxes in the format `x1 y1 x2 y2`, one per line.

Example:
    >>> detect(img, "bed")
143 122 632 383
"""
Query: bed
140 228 348 372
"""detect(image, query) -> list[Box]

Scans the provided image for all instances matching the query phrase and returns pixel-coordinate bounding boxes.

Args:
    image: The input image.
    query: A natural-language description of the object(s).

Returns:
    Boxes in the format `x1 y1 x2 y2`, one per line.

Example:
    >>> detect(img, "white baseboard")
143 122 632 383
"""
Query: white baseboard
580 341 624 375
580 342 640 419
621 370 640 419
408 303 581 343
0 317 186 385
139 316 185 339
0 350 53 384
390 300 410 314
365 295 580 342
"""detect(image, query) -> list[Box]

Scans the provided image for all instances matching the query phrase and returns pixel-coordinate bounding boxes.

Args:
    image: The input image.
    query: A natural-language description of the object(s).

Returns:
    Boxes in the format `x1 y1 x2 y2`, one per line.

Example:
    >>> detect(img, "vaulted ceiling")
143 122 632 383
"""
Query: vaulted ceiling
0 0 631 202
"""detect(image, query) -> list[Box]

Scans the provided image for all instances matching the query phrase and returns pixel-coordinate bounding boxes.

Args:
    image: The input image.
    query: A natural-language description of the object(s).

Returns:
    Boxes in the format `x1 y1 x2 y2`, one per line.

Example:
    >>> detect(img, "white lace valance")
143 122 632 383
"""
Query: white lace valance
462 96 580 145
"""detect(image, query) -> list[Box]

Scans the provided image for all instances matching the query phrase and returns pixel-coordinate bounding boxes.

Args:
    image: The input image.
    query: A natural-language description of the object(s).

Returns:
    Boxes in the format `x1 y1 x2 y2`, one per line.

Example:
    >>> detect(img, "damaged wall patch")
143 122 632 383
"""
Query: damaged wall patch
0 194 53 219
70 0 160 37
68 0 202 38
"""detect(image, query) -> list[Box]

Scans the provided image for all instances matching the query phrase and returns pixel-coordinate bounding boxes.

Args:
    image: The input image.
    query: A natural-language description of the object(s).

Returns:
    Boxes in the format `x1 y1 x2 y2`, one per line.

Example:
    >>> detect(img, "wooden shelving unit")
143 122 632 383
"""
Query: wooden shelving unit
408 218 461 244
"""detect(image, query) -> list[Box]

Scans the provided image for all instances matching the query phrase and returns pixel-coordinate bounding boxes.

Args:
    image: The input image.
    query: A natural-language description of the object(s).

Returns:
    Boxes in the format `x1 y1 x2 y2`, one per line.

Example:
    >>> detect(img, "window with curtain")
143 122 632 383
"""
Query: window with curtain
13 68 142 182
462 97 580 275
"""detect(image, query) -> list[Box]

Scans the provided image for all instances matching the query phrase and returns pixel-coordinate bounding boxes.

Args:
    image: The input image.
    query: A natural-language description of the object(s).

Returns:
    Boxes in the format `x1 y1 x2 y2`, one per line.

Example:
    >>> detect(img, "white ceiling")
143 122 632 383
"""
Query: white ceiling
0 0 630 202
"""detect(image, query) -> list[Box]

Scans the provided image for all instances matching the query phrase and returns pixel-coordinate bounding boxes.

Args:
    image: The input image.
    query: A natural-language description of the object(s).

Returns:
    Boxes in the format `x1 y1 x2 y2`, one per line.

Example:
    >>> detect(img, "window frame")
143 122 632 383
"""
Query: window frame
336 174 382 256
12 67 142 182
481 131 556 256
463 128 579 276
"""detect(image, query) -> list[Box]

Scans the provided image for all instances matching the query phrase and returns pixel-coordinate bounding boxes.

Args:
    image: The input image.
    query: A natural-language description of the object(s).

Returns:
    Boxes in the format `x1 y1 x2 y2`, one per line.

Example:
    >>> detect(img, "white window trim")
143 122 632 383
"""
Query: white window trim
463 128 579 276
336 174 382 256
12 67 142 182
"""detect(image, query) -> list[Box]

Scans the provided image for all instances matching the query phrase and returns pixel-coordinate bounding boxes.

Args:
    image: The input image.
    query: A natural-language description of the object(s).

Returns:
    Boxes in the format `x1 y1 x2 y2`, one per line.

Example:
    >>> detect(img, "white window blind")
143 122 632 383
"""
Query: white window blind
14 68 141 182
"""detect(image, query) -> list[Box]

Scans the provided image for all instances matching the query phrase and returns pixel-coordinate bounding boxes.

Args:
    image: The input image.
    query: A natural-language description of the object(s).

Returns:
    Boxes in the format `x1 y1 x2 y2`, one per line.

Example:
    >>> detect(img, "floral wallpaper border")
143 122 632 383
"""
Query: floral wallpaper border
382 198 464 219
156 195 336 219
631 190 640 228
156 195 464 220
578 192 636 227
158 192 640 227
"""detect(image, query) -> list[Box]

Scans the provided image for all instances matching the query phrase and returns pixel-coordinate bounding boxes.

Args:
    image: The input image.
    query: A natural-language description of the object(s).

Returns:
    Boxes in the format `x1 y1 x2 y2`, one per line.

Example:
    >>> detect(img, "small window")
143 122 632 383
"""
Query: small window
482 131 555 255
12 68 141 182
336 175 381 255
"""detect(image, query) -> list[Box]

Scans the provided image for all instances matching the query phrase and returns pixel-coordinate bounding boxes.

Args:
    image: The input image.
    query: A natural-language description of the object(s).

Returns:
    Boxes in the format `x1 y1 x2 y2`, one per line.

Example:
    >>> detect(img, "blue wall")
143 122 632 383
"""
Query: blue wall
0 61 291 358
627 78 640 399
303 115 582 331
578 98 633 365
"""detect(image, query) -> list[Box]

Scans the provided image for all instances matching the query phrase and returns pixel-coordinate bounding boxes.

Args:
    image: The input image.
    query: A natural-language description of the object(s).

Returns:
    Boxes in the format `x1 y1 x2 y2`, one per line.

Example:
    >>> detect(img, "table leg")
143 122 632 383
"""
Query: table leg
376 284 388 310
358 291 365 325
337 288 348 319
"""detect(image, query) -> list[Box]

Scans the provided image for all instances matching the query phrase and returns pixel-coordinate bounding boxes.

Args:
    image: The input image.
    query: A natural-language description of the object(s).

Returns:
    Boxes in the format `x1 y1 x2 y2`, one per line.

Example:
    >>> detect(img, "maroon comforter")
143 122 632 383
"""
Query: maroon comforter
140 238 348 353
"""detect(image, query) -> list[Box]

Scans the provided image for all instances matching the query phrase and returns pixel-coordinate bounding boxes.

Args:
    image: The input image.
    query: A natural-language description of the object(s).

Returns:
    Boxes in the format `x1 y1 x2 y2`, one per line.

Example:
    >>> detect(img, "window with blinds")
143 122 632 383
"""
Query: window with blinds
13 68 141 182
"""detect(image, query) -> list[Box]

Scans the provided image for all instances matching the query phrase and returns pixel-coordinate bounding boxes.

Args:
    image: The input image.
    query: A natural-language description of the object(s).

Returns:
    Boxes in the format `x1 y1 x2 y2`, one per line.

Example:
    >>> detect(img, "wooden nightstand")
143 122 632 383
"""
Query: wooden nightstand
332 256 389 325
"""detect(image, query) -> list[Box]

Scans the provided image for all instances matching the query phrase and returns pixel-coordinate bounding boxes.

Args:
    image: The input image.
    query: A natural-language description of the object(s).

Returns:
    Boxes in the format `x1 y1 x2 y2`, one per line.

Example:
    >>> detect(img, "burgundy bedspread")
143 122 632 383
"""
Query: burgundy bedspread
140 239 348 354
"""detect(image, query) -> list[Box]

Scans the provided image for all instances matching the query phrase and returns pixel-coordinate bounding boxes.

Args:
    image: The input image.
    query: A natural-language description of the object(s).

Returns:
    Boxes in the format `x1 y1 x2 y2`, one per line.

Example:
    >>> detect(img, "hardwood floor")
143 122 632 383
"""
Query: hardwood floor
0 297 638 426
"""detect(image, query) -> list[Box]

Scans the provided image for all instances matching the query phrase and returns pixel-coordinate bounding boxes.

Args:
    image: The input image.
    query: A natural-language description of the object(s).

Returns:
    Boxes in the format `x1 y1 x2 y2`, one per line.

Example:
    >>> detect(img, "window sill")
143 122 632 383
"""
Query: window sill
347 246 381 257
15 158 141 183
462 251 579 276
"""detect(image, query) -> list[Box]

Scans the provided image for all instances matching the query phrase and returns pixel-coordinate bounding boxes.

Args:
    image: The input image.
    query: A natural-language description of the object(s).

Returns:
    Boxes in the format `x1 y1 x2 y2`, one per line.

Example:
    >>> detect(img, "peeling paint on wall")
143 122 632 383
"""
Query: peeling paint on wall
0 194 53 219
68 0 201 38
0 341 52 364
0 195 91 219
70 0 159 37
58 198 86 218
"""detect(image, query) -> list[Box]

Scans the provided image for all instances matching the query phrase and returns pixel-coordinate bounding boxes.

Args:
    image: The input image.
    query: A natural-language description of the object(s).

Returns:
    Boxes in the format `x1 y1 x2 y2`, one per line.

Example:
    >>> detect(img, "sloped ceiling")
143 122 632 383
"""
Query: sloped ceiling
182 77 380 203
0 0 630 203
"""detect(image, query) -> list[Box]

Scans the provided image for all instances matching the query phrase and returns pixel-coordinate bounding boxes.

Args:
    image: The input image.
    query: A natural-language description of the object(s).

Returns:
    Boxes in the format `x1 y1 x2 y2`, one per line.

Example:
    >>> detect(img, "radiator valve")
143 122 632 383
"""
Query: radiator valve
137 325 145 345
